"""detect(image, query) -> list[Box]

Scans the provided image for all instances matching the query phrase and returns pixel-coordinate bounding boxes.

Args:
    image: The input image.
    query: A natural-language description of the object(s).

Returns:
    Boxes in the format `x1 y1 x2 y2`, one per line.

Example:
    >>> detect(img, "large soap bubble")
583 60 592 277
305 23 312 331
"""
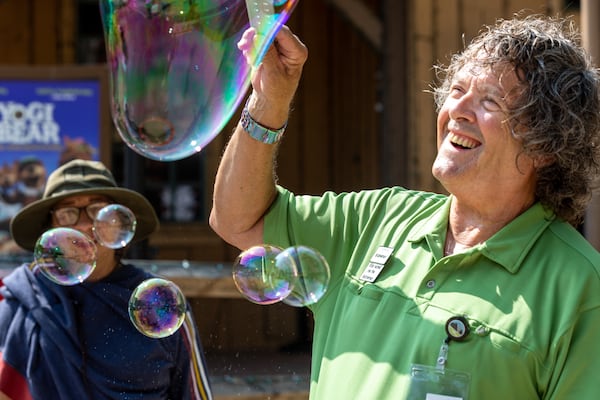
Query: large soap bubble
99 0 299 161
33 228 97 285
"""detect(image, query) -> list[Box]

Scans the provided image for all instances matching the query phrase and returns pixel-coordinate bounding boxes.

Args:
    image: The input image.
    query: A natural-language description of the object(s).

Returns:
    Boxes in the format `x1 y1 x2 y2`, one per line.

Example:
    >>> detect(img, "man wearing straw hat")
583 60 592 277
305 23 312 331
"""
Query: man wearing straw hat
0 159 213 399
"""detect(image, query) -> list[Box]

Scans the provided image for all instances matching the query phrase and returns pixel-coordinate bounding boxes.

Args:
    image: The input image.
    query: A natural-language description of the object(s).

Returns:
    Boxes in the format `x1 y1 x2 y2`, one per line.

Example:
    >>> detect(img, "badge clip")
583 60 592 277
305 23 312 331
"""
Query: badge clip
437 316 470 370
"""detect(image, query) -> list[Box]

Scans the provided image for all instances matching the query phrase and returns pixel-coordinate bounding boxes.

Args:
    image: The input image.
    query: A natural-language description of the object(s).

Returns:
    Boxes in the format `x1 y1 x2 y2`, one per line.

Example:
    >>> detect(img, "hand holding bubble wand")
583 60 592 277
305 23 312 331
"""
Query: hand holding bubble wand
244 0 286 67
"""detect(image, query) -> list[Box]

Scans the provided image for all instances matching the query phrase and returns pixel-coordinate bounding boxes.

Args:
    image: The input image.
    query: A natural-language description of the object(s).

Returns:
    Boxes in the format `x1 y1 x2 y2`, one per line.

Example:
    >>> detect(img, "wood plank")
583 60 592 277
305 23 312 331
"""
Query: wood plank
124 259 239 298
506 0 552 16
326 0 382 50
58 0 77 63
410 0 440 192
295 0 331 194
274 3 308 194
435 0 461 70
358 34 380 188
331 14 354 190
32 0 58 63
330 10 380 191
460 0 496 43
380 0 409 187
149 223 228 261
0 0 32 64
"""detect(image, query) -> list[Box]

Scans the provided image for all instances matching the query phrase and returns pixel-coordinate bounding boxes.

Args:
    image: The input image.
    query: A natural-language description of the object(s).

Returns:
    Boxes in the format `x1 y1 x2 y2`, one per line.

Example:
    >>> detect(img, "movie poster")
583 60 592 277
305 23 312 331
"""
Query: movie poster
0 79 101 256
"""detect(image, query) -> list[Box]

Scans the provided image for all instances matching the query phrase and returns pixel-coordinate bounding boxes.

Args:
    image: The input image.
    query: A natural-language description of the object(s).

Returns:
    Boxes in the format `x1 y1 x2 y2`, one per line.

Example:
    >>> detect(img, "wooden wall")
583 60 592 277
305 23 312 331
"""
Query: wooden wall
0 0 76 64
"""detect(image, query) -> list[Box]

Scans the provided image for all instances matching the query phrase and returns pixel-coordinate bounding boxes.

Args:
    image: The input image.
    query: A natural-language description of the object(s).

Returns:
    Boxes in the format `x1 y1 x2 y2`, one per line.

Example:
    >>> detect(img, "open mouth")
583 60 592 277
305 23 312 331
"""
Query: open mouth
448 132 480 149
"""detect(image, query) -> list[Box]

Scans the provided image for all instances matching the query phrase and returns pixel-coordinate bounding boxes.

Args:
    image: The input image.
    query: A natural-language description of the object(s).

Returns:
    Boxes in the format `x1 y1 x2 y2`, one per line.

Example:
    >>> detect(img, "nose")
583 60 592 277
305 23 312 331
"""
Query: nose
73 212 95 238
447 90 476 122
77 210 95 225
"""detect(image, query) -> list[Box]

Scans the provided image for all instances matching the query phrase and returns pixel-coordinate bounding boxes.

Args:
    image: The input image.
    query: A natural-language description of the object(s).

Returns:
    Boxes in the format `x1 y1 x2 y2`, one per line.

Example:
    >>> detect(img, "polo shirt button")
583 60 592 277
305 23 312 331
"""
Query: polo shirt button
475 326 489 336
426 279 436 288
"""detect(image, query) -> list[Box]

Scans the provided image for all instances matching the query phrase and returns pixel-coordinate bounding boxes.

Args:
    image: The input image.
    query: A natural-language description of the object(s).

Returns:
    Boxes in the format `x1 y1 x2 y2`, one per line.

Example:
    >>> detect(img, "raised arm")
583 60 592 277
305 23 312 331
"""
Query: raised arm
209 26 308 250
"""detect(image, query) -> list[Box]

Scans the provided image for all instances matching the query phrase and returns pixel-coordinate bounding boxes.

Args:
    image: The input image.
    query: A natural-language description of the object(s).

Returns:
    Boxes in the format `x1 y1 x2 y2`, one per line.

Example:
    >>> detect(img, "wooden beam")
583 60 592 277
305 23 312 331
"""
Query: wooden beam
325 0 382 50
582 0 600 250
380 0 409 187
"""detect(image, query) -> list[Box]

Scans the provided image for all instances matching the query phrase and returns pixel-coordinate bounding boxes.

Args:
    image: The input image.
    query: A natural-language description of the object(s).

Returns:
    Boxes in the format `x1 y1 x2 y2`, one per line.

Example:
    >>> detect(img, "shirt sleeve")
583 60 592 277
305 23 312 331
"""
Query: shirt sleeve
0 355 33 400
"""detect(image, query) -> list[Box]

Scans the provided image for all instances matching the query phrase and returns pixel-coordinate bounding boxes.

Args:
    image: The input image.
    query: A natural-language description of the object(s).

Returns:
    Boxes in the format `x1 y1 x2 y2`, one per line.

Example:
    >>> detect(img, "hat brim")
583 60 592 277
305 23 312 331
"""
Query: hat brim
10 187 159 252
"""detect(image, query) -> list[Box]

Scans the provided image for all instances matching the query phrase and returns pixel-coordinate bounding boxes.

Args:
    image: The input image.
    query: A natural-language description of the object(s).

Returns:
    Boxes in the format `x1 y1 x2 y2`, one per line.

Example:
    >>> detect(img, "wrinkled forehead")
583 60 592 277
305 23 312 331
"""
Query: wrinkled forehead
455 60 523 97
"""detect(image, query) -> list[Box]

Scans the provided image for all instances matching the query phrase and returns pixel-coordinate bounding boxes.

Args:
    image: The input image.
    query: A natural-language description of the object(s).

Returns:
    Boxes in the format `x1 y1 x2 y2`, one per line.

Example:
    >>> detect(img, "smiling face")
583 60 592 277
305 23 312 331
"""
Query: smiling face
432 62 538 212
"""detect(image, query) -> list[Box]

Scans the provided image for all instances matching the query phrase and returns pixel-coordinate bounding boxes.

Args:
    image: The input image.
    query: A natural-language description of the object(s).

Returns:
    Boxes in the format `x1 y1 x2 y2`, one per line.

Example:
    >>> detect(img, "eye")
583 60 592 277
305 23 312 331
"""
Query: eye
87 202 110 218
54 207 78 225
449 84 465 96
482 96 504 112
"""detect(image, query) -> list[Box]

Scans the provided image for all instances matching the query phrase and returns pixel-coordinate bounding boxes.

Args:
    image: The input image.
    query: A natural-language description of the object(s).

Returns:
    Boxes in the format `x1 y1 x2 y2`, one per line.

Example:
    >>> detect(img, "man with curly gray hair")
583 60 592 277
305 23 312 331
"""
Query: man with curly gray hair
433 14 600 227
210 14 600 399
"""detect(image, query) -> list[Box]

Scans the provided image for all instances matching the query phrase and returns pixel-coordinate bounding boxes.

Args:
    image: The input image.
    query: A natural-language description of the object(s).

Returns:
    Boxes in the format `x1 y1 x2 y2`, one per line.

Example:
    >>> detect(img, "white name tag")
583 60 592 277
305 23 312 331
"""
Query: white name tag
370 246 394 264
359 262 385 282
360 247 394 282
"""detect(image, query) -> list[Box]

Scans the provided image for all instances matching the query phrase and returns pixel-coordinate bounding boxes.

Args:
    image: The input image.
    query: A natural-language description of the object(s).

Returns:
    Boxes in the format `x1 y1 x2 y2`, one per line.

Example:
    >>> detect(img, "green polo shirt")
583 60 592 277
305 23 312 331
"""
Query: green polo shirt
264 186 600 399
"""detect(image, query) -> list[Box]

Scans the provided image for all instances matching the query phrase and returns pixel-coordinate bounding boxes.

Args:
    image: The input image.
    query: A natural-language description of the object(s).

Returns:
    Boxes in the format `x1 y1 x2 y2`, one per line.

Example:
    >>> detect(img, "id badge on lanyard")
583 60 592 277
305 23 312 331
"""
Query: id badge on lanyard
407 316 472 400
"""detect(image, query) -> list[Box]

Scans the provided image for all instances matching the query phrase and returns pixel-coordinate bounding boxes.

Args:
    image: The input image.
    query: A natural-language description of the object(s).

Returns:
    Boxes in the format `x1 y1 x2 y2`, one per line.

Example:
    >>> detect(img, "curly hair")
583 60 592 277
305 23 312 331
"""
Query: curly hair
433 14 600 226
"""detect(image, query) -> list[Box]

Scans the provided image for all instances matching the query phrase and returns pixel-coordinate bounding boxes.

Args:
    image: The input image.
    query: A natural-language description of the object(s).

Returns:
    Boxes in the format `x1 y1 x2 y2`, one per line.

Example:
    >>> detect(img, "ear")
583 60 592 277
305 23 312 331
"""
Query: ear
533 155 555 168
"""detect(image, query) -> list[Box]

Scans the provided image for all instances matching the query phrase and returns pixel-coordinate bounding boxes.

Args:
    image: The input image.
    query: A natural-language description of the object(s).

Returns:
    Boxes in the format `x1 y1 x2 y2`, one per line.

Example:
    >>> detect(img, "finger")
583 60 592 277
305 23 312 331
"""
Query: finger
237 27 257 52
272 25 308 66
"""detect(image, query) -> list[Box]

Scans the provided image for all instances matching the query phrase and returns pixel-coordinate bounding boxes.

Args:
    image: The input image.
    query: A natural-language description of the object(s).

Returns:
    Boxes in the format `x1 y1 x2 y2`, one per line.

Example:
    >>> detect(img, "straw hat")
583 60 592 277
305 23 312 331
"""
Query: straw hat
10 159 159 252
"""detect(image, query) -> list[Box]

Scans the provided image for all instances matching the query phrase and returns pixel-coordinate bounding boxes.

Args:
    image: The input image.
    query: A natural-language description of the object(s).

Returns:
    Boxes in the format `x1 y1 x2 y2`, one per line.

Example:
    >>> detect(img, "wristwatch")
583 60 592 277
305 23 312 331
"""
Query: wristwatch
240 100 287 144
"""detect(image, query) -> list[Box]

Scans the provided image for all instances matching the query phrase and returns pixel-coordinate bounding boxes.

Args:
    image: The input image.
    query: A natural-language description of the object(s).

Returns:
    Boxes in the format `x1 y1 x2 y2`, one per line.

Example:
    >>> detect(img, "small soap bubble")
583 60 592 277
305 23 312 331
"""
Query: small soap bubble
33 227 97 285
276 246 330 307
128 278 187 339
93 204 137 249
232 244 297 305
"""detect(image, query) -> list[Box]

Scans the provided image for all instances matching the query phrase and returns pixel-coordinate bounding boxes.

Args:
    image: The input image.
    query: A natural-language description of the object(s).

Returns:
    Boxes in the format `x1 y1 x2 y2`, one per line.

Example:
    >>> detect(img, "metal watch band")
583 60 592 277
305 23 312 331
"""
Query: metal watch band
240 102 286 144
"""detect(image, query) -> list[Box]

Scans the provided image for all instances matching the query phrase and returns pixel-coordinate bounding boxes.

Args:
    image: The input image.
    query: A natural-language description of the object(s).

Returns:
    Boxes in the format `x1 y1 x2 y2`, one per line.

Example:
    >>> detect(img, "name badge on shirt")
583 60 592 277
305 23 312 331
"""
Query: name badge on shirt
408 364 470 400
359 246 394 282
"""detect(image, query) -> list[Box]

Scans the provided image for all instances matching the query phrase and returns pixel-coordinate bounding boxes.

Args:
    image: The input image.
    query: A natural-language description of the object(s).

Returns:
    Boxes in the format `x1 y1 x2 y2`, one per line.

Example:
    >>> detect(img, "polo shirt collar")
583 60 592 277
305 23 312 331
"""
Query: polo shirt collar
408 195 556 273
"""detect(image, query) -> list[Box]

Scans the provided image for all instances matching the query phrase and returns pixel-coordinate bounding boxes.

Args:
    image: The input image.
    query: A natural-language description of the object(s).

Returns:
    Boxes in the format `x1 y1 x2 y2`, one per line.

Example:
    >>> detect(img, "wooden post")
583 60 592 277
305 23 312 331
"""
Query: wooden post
582 0 600 250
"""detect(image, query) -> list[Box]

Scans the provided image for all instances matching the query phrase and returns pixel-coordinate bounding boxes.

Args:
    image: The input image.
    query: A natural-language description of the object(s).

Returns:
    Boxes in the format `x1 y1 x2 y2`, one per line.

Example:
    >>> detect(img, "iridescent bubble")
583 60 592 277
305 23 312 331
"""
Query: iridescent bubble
93 204 137 249
232 244 296 305
277 245 330 307
99 0 299 161
128 278 187 339
33 227 97 285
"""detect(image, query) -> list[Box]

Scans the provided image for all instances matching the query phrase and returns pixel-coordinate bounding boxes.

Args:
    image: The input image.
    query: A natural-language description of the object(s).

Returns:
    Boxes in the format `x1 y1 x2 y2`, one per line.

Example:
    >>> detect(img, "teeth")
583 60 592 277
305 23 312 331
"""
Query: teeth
449 132 478 149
